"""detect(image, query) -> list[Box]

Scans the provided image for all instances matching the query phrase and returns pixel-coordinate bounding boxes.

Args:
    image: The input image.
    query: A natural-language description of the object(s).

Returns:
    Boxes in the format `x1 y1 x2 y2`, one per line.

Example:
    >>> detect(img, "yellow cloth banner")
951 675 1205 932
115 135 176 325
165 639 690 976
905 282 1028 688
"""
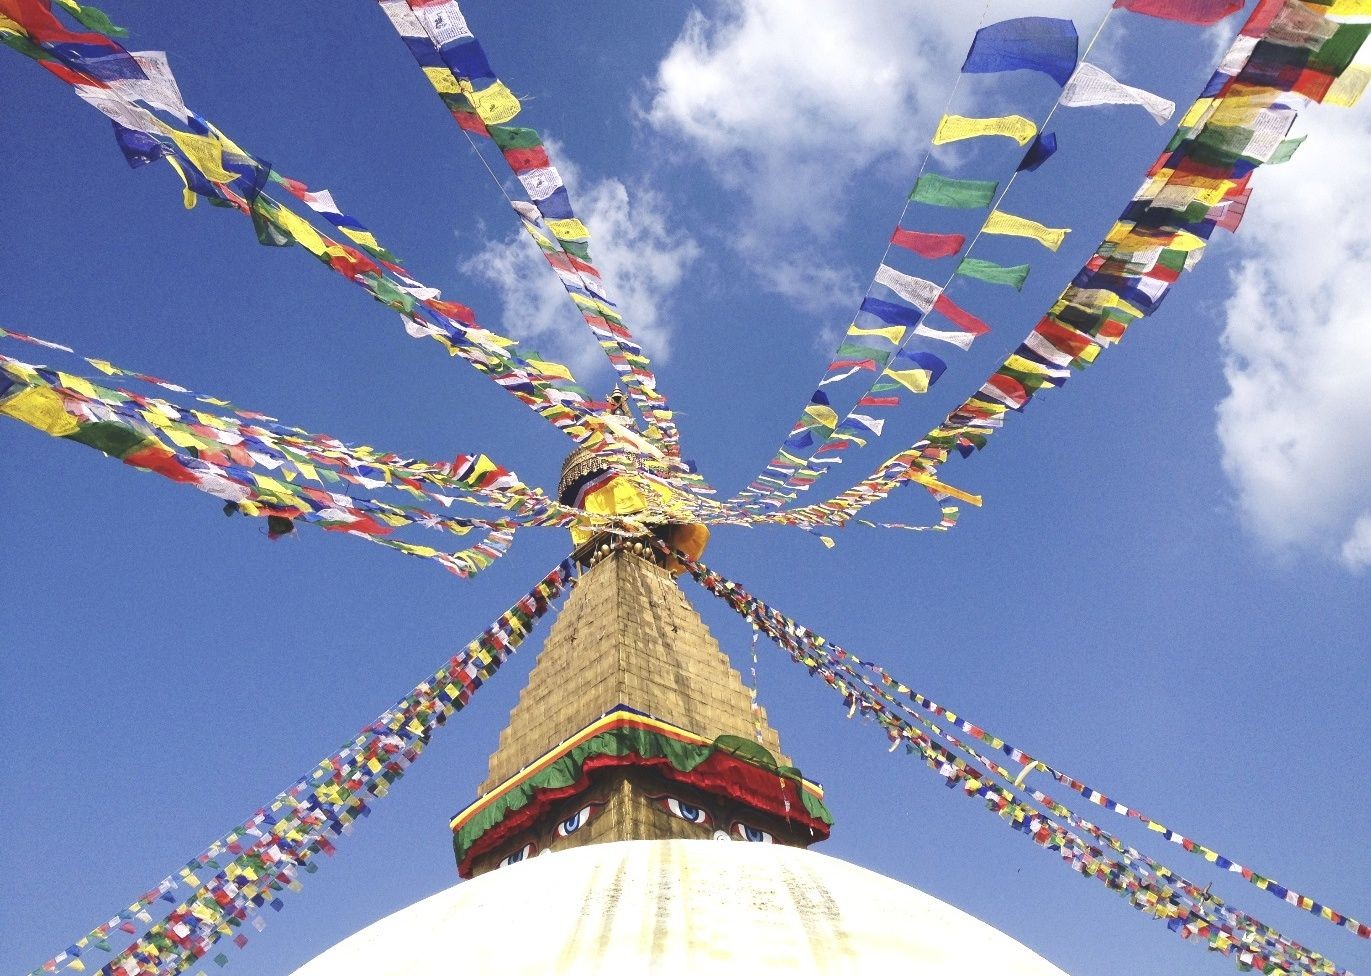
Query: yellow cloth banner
545 217 590 241
463 79 521 125
154 122 237 183
984 209 1071 251
847 323 905 344
1325 64 1370 106
422 66 461 94
0 386 80 436
1328 0 1371 17
932 114 1037 147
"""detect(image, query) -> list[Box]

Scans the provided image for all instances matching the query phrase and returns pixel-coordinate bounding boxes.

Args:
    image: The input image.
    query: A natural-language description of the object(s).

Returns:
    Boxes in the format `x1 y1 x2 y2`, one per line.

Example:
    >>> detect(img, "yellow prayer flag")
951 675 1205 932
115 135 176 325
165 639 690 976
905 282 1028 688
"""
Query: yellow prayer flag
55 371 100 398
339 227 383 252
463 79 521 125
882 366 931 394
66 960 86 973
86 358 120 376
1209 92 1280 128
932 114 1037 147
272 208 329 256
1325 64 1371 107
422 65 461 94
164 427 205 450
1328 0 1371 17
164 157 198 210
847 323 905 344
528 358 574 381
984 209 1071 251
802 404 839 429
154 121 237 183
545 217 590 241
0 386 80 436
1179 97 1214 129
520 220 556 250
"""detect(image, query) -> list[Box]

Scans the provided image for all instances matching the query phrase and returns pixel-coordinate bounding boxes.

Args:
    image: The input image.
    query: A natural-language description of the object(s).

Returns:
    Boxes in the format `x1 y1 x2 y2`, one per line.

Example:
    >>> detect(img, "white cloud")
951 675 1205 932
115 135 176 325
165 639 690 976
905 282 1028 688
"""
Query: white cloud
643 0 1095 310
460 144 699 378
1342 515 1371 571
1216 101 1371 571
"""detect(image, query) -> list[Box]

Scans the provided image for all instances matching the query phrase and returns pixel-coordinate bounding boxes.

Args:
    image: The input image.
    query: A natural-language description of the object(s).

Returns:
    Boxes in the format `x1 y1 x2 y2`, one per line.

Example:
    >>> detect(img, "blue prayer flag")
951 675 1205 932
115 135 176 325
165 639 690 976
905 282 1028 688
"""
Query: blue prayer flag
859 296 922 329
1018 131 1058 172
961 17 1079 87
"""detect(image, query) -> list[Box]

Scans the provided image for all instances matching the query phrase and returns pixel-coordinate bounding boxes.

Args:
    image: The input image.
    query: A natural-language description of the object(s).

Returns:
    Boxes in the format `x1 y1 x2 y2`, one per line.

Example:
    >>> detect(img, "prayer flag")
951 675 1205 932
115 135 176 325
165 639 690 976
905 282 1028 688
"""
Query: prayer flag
1018 131 1058 171
933 293 991 336
913 323 977 351
961 17 1080 86
890 227 965 258
910 173 998 209
1112 0 1243 25
858 296 922 329
1061 62 1176 124
957 257 1030 290
933 114 1038 146
873 265 941 312
880 350 947 394
984 209 1071 251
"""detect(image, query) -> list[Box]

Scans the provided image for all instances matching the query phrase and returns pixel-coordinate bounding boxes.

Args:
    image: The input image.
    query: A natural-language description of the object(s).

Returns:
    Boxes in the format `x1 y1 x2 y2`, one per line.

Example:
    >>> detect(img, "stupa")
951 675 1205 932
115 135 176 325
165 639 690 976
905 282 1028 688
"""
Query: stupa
289 411 1071 975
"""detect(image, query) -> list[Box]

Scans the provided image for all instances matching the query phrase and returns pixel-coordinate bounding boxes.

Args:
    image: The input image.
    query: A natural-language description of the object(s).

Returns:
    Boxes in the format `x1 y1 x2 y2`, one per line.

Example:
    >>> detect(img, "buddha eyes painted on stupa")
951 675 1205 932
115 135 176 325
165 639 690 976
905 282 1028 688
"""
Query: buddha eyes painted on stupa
500 843 535 868
653 793 775 843
661 797 711 826
555 803 600 838
733 824 773 844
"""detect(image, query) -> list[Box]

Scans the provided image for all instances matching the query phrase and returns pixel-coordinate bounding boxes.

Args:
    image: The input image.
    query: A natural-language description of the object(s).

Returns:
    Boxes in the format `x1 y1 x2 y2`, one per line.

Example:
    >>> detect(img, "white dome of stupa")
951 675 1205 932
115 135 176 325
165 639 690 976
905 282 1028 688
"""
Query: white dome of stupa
290 839 1069 976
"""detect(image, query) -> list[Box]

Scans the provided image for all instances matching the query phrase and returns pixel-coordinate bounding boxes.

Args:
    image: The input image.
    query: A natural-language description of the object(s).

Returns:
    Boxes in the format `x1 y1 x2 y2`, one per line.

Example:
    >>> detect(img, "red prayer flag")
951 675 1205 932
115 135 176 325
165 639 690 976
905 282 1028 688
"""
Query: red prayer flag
1111 0 1242 25
932 294 990 335
890 227 965 259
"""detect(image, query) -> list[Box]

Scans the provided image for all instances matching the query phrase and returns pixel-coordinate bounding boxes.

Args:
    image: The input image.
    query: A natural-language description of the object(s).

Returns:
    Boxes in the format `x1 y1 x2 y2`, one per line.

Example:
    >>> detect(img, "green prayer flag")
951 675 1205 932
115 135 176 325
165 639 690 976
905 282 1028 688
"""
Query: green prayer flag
56 1 129 37
956 257 1030 290
1268 137 1305 165
486 125 543 151
63 420 150 459
909 172 998 209
1310 24 1371 76
834 341 894 367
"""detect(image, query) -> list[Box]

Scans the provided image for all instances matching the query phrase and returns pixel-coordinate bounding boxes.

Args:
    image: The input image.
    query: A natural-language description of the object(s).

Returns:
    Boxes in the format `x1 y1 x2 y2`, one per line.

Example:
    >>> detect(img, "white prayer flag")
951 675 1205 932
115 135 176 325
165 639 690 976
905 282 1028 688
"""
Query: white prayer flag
1061 62 1175 125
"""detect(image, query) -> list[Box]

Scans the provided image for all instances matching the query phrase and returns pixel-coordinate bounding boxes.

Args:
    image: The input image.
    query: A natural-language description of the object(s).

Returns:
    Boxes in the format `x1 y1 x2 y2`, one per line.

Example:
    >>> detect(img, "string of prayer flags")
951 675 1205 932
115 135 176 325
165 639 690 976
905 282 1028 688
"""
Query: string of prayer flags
956 256 1031 289
372 0 696 481
961 17 1080 86
890 227 965 258
0 0 678 472
909 172 999 209
759 0 1371 535
983 209 1072 251
669 545 1355 975
1113 0 1244 25
932 113 1039 146
1062 62 1177 123
25 556 576 976
1018 132 1059 171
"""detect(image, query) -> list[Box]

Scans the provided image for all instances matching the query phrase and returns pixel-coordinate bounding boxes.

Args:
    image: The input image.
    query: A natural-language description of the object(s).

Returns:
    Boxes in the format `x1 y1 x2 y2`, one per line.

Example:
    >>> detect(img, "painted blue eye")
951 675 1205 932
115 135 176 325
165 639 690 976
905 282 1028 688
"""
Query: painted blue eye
665 798 711 825
733 823 774 843
501 843 534 867
556 805 596 837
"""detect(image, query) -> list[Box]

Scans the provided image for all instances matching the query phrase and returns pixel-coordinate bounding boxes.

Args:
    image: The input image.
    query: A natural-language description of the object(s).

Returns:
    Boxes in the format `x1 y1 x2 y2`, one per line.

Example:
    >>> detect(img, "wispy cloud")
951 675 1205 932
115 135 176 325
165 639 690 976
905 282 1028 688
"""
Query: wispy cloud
643 0 1096 313
1216 102 1371 571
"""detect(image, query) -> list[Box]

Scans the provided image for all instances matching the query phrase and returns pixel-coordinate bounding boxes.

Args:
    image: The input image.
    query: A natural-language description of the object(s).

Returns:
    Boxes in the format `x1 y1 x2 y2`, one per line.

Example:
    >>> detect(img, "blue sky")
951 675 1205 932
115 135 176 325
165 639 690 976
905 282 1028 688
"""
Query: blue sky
2 2 1368 974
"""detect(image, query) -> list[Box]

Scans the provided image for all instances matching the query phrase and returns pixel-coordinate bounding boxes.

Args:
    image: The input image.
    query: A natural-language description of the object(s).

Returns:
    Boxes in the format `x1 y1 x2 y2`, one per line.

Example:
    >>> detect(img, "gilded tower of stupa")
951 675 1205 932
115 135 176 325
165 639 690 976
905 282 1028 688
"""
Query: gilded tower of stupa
289 398 1070 975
